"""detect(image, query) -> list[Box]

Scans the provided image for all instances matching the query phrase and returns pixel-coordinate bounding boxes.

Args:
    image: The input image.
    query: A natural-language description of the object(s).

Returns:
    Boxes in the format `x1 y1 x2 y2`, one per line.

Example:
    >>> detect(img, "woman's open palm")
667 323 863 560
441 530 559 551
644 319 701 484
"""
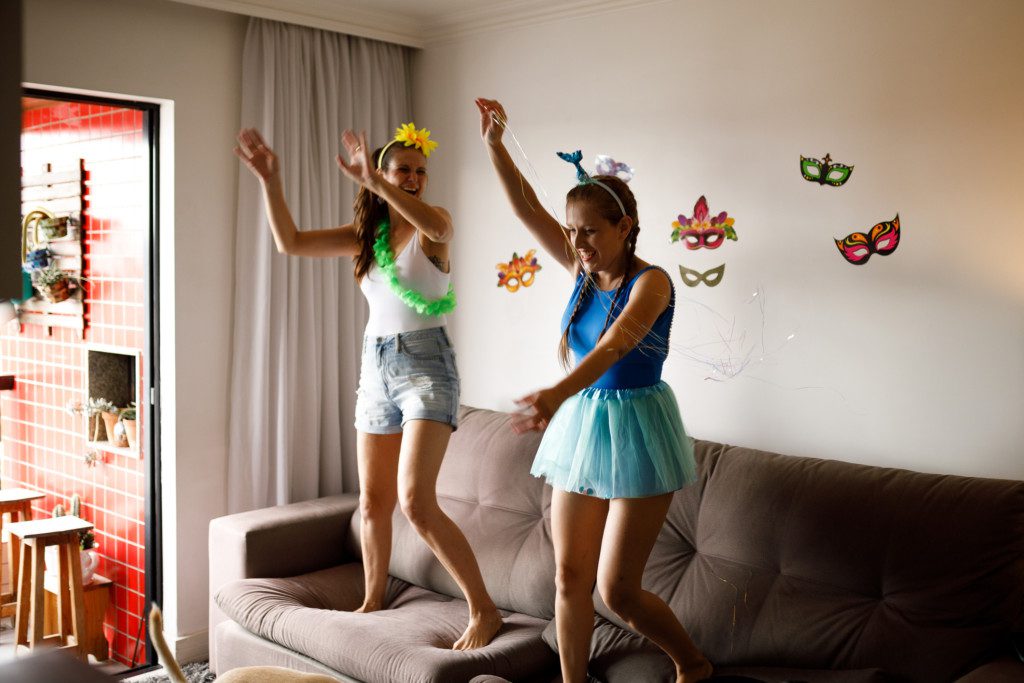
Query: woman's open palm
234 128 278 182
336 130 374 187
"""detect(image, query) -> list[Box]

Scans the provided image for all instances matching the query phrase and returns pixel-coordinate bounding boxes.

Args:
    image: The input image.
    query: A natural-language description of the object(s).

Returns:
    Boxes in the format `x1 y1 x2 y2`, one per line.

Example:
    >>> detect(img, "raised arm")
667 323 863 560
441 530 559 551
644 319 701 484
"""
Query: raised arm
512 268 672 432
235 128 360 258
335 130 453 244
475 98 575 272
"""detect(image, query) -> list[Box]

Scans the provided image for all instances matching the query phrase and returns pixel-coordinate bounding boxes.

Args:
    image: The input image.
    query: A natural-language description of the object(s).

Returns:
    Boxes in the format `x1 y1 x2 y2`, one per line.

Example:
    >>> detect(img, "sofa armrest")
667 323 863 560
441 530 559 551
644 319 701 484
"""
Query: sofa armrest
954 656 1024 682
209 494 360 579
208 493 360 670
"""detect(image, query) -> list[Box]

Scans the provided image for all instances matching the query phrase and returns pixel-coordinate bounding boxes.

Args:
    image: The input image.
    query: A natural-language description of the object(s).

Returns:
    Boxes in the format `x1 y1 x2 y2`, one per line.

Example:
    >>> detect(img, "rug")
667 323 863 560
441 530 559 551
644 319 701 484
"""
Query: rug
126 660 216 682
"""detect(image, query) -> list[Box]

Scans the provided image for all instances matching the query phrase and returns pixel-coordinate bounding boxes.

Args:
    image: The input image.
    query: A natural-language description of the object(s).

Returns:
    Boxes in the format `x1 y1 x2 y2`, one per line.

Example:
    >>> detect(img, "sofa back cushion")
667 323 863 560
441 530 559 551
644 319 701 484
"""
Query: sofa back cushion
622 440 1024 682
352 406 556 619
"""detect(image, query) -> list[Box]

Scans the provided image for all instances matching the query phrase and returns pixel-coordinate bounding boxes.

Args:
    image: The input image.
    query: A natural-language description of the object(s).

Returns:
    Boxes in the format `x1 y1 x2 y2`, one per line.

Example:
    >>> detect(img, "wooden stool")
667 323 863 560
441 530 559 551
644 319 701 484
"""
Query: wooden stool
0 488 45 619
44 574 112 661
8 516 93 659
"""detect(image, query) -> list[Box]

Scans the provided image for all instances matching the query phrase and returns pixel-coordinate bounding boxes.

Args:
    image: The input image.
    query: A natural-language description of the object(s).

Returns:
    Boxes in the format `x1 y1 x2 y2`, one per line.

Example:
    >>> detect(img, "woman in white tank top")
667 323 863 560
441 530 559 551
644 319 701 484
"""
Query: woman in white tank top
235 125 502 650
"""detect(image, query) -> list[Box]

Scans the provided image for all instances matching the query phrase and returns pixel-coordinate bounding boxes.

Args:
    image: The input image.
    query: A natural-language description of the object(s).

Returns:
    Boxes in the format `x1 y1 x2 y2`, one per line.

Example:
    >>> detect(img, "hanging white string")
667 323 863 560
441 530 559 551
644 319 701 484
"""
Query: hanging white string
490 111 832 394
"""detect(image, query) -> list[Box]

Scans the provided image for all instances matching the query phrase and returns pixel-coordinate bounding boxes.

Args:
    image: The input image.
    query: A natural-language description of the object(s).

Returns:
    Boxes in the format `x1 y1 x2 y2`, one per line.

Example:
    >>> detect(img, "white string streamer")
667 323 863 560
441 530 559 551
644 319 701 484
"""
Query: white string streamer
492 113 815 389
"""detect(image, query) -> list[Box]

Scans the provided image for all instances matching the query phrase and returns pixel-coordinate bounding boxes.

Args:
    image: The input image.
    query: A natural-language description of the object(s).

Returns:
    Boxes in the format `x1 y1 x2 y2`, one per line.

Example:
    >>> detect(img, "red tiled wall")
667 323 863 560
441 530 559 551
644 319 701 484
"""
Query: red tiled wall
1 100 149 666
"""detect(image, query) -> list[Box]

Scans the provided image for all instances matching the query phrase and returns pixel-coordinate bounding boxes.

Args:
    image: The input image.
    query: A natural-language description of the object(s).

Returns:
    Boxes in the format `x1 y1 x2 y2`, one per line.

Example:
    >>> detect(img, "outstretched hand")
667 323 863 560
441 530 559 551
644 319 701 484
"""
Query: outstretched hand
510 386 567 433
335 130 376 189
234 128 279 182
475 98 507 146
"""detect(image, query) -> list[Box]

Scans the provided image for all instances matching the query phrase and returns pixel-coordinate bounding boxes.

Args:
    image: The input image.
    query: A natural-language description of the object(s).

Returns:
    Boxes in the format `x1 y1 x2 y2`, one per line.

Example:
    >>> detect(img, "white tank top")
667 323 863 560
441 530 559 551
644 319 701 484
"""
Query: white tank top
360 233 451 336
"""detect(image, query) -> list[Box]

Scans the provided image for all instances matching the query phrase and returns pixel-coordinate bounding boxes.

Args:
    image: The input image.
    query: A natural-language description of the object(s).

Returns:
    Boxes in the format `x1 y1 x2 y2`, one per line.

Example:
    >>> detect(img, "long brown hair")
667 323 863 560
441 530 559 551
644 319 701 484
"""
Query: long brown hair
352 144 414 281
558 176 640 369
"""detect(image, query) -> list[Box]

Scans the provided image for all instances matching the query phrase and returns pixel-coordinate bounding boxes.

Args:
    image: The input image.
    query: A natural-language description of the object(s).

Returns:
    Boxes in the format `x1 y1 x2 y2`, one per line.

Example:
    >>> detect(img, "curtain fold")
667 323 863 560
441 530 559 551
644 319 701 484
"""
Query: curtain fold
228 19 412 512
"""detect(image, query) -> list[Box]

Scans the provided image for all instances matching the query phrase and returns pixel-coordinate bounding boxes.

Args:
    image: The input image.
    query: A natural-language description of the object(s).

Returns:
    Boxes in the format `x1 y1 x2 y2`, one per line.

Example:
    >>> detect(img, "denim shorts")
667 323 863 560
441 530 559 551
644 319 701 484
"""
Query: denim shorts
354 326 460 434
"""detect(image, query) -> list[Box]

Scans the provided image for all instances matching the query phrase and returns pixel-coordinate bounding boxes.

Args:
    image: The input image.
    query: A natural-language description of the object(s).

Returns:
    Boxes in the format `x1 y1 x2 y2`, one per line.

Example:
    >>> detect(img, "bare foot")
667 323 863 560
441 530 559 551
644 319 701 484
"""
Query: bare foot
452 608 503 650
354 600 383 613
677 656 713 683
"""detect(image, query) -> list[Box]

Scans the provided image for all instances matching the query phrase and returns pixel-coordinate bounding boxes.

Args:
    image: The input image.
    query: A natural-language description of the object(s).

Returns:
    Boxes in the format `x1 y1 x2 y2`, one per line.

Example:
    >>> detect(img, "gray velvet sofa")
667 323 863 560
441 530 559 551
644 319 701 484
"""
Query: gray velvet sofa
209 405 1024 682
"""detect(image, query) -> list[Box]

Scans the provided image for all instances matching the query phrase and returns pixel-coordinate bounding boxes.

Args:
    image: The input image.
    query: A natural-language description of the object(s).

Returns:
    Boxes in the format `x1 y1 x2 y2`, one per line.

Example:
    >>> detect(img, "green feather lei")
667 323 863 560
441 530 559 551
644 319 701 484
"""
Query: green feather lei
373 219 456 316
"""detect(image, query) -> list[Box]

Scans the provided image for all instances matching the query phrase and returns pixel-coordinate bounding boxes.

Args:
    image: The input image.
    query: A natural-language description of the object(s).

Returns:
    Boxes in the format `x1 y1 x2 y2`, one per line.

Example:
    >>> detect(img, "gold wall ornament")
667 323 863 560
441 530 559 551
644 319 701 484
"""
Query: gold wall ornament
20 206 54 263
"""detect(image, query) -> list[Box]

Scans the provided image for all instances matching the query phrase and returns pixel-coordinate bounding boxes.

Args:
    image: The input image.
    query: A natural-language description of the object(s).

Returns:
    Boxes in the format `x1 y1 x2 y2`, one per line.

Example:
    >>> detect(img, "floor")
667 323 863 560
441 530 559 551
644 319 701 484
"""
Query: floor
0 615 130 676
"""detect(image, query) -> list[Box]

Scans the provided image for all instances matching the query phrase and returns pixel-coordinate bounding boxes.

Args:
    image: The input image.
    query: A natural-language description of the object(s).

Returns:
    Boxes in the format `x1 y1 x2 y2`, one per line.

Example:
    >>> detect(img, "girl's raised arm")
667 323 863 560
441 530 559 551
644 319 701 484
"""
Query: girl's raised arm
476 99 574 272
335 129 453 244
235 127 359 257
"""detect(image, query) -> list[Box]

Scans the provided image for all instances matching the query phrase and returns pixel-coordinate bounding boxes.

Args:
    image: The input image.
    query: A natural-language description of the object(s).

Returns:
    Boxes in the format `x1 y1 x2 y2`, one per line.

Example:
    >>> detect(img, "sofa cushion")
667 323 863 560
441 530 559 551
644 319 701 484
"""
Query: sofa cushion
215 620 359 681
215 563 557 683
588 617 673 681
709 667 889 683
953 655 1024 682
608 440 1024 682
351 406 557 619
543 617 888 682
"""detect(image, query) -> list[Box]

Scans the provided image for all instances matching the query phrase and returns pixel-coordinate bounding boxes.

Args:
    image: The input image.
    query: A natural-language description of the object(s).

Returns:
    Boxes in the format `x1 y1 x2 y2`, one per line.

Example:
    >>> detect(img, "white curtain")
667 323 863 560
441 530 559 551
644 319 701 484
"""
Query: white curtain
227 19 412 512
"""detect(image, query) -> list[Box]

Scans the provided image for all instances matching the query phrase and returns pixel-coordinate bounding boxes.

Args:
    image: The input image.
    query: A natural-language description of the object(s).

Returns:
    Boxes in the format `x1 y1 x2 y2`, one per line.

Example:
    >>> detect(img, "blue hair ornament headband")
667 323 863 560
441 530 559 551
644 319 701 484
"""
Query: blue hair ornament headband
557 149 629 216
557 150 589 183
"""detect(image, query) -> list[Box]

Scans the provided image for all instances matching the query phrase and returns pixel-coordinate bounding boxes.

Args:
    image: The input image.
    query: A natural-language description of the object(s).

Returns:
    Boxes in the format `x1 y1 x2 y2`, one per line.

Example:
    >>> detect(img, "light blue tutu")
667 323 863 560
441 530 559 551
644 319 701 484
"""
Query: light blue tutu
530 381 697 499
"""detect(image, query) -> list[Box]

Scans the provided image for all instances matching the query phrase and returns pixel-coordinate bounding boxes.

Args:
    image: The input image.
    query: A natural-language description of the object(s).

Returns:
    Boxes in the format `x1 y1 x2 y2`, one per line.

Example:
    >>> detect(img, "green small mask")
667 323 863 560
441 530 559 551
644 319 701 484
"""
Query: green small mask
800 153 853 187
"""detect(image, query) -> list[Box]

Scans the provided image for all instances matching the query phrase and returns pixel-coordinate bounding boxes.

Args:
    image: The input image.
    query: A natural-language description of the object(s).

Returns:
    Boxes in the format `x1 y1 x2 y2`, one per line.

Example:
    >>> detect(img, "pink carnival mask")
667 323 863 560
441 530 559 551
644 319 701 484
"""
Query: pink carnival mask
678 226 726 250
835 215 901 265
671 196 737 250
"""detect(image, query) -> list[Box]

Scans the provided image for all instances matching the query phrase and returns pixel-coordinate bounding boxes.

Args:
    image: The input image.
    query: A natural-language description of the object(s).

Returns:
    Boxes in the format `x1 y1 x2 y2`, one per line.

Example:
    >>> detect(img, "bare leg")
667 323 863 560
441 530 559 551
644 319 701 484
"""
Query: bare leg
597 494 712 683
355 431 401 613
397 419 502 650
552 489 609 683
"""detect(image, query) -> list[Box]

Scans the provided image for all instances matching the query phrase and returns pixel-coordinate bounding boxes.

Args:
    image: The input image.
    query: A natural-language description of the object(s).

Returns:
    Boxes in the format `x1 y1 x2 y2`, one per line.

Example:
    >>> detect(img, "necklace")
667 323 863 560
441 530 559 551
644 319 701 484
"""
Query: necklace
373 219 456 316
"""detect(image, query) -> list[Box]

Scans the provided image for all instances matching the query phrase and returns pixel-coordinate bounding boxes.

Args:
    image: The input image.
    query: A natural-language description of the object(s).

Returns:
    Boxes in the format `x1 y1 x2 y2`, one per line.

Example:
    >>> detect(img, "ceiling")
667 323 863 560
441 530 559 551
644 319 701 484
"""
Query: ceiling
167 0 666 48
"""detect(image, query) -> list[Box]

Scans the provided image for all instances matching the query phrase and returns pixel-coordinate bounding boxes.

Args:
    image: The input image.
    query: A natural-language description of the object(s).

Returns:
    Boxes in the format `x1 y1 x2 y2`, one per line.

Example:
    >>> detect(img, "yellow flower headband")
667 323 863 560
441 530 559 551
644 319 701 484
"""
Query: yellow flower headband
377 122 438 168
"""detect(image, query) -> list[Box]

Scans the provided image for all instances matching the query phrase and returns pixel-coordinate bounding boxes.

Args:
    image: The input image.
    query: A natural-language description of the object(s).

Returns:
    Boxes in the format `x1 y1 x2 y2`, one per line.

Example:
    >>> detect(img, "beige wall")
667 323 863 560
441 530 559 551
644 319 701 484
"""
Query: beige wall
416 0 1024 480
24 0 246 657
20 0 1024 663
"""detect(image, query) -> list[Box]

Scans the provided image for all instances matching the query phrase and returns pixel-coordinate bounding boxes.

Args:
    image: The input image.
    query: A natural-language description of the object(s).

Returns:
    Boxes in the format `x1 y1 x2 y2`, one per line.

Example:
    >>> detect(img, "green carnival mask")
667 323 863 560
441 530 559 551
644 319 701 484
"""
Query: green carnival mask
800 153 853 187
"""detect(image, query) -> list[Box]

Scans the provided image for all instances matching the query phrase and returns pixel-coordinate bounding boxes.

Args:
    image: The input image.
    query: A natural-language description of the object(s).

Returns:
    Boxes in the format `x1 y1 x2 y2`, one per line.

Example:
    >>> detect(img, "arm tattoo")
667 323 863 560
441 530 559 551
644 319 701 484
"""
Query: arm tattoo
428 254 450 273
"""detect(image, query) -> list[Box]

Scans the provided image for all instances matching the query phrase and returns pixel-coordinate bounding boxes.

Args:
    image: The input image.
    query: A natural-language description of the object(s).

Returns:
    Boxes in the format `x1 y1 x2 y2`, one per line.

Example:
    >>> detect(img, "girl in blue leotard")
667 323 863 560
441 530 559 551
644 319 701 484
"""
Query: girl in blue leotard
476 98 712 683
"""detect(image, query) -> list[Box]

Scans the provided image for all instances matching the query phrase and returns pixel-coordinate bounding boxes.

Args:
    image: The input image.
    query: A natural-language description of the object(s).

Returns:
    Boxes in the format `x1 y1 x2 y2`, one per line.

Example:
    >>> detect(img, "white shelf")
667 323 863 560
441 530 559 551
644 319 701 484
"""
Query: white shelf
86 441 138 458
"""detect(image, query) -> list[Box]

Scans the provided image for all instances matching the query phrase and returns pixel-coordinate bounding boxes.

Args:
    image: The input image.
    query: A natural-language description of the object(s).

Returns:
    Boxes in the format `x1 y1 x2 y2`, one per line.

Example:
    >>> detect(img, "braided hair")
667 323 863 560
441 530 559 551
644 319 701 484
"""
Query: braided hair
557 175 640 369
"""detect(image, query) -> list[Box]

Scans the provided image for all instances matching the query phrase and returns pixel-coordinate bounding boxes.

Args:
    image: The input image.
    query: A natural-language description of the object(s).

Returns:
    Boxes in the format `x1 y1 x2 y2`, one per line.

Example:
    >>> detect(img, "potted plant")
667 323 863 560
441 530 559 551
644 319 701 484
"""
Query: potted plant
29 261 73 303
100 403 124 447
67 397 117 442
119 401 138 450
22 247 50 271
38 215 70 241
84 397 117 442
47 494 100 585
